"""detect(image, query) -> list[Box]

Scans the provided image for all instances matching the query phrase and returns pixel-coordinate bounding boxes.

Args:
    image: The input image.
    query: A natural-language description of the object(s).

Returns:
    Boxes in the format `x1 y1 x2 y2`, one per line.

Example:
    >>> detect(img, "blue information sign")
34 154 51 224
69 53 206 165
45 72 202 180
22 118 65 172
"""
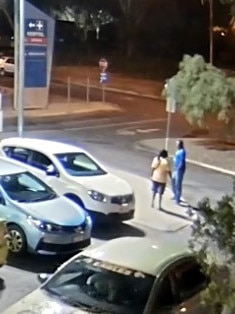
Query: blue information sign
24 18 48 88
25 46 47 88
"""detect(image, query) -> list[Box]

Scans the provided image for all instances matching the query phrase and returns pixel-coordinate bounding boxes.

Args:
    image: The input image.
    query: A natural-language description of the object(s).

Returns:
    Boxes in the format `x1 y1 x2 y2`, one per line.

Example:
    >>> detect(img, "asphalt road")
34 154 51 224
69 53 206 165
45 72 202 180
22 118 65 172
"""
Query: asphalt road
0 78 233 312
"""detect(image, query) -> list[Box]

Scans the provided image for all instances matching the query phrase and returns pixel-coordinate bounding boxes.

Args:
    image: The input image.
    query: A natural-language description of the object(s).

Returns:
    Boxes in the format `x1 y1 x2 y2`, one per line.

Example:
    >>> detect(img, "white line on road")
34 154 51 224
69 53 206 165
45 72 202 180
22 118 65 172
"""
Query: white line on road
65 118 166 131
137 128 160 133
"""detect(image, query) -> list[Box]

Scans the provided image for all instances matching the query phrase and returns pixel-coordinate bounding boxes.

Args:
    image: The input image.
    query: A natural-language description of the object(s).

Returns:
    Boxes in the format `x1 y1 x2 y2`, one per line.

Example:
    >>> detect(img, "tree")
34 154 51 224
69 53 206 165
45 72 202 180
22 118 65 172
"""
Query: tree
189 183 235 314
0 0 13 30
165 54 235 139
117 0 157 58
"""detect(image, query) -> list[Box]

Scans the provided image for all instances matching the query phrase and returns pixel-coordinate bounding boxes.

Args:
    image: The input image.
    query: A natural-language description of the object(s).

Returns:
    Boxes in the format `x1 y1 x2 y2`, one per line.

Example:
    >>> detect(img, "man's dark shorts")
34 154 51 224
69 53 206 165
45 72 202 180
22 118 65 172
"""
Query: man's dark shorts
152 181 166 195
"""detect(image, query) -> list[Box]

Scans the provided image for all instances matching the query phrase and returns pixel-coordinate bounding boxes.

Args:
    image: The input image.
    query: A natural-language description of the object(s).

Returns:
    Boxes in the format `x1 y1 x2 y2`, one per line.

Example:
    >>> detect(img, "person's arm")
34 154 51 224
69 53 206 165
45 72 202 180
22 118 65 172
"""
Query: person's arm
151 158 160 176
167 163 172 180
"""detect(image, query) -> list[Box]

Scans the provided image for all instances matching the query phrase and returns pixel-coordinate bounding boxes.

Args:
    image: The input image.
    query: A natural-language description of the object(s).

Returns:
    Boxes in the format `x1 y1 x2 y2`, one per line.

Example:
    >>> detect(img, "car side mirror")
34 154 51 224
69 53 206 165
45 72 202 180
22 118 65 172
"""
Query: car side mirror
46 165 58 177
37 273 50 284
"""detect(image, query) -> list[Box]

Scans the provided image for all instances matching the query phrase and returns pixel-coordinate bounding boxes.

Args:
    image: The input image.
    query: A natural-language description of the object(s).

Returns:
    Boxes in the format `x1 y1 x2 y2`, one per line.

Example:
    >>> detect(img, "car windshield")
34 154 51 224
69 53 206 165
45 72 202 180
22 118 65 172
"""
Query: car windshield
55 152 107 177
43 255 154 314
0 171 57 203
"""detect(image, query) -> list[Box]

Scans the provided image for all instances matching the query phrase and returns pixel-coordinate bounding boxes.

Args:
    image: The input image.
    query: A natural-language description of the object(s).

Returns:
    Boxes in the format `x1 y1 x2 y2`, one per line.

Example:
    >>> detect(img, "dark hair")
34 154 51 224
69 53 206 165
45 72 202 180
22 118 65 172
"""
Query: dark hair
177 140 184 149
158 149 168 159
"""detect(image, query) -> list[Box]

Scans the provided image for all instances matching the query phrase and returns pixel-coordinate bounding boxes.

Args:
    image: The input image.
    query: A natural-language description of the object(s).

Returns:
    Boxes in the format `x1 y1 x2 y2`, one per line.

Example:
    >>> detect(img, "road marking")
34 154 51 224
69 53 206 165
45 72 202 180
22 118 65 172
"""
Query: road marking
136 128 160 133
65 118 166 131
116 130 136 135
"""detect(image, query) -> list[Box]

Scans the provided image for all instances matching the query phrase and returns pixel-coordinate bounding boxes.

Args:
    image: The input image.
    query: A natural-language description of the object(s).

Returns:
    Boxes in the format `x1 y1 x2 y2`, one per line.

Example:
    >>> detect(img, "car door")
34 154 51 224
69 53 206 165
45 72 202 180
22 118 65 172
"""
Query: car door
148 257 208 314
29 151 66 195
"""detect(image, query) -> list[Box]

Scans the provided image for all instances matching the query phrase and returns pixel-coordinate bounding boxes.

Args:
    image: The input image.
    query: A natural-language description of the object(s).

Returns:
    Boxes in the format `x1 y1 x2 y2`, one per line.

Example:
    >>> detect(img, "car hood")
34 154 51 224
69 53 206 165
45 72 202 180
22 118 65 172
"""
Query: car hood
19 196 86 225
74 173 133 196
2 288 88 314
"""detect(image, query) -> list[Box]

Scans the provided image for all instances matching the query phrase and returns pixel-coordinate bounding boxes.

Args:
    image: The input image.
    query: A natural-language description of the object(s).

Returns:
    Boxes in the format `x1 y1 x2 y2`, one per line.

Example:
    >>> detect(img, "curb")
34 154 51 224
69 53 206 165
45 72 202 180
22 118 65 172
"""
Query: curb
135 142 235 177
52 80 165 102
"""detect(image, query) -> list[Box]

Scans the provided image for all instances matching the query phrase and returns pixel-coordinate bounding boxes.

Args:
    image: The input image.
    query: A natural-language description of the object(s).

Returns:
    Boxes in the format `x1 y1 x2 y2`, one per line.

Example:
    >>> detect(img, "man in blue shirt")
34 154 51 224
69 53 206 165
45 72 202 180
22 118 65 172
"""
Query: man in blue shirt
172 140 186 204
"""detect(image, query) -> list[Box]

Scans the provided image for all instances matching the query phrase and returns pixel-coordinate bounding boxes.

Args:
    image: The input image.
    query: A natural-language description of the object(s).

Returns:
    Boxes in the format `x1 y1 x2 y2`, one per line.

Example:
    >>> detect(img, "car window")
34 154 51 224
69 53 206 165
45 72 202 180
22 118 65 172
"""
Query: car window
43 255 154 314
55 152 107 177
152 258 208 313
0 171 57 203
31 151 53 171
2 146 12 156
171 260 208 301
9 147 31 163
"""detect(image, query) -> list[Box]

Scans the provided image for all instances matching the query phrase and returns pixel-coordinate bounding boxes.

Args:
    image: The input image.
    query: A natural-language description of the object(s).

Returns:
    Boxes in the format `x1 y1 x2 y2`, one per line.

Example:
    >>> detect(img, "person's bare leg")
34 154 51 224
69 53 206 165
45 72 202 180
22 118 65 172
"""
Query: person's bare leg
158 193 162 210
151 192 156 208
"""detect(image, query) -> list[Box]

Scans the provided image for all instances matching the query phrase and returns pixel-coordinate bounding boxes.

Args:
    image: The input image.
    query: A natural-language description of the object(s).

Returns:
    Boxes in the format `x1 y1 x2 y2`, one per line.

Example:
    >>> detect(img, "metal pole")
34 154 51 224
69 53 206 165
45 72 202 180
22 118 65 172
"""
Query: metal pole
86 77 90 103
209 0 213 64
102 83 105 103
165 111 172 151
67 76 71 103
14 0 25 137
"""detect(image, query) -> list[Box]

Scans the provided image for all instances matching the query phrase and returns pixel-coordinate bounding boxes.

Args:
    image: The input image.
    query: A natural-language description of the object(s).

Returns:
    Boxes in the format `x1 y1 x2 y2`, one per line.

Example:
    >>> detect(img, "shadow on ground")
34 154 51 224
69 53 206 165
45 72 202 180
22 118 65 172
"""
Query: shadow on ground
92 222 145 241
160 205 192 222
7 253 72 274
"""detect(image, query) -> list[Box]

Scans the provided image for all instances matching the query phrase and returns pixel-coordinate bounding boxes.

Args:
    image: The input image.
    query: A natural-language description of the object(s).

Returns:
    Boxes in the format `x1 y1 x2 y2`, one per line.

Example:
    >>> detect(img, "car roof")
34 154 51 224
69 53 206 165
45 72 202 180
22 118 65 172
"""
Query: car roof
0 157 26 175
83 237 191 276
1 137 84 155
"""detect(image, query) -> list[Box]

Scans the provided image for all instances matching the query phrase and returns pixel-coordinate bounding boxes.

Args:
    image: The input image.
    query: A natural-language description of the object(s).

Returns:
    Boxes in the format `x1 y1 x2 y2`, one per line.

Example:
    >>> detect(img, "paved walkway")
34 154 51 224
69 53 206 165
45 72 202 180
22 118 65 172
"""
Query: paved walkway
136 138 235 176
109 167 193 232
2 95 121 121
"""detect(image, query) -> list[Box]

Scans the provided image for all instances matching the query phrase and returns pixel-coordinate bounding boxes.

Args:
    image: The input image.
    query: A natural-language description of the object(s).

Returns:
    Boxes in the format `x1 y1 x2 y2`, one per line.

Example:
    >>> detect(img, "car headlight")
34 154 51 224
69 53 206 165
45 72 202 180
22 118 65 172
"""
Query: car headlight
85 213 92 227
27 216 61 232
88 190 107 203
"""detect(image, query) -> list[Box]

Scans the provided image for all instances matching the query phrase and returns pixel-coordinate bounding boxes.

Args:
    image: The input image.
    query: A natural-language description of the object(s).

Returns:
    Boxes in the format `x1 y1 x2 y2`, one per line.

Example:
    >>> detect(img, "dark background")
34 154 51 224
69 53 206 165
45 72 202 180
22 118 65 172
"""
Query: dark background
0 0 234 79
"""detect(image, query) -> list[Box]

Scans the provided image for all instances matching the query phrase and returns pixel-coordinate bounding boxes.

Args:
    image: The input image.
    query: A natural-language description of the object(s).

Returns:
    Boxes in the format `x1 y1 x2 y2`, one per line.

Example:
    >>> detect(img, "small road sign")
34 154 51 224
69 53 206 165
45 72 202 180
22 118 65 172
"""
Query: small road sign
100 72 108 84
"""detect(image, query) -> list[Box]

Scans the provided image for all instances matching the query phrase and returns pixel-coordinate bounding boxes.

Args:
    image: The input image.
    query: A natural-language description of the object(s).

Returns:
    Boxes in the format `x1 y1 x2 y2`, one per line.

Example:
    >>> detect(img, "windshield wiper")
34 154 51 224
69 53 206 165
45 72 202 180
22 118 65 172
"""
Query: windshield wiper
60 296 92 311
45 289 91 311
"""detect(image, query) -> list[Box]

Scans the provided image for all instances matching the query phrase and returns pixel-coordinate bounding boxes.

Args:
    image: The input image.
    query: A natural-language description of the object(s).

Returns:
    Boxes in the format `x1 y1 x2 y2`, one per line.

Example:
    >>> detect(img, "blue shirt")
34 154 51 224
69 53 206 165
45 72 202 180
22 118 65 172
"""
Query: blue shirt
174 148 186 172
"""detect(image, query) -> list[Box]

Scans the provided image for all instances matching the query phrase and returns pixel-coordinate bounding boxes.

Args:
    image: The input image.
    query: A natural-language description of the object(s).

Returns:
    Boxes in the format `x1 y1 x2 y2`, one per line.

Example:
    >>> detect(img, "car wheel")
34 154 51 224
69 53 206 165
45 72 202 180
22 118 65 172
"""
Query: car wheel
7 224 27 255
0 68 5 76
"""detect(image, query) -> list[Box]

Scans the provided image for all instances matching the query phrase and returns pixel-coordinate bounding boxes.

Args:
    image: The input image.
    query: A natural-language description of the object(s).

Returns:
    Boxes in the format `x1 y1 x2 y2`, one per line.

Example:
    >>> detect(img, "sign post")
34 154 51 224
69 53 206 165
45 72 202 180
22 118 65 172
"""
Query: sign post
99 58 108 103
165 97 176 150
164 78 177 151
14 0 25 137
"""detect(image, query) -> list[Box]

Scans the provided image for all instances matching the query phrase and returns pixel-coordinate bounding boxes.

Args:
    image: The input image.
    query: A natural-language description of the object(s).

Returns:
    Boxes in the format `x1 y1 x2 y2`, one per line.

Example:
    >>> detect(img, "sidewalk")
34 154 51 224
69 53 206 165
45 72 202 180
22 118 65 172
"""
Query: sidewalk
109 167 193 232
136 138 235 176
2 95 122 123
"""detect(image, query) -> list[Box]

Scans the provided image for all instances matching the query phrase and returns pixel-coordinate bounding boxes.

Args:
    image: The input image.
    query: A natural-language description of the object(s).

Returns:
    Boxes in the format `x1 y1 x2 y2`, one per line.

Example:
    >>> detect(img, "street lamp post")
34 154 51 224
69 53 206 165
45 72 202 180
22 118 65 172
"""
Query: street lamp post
14 0 25 137
209 0 214 64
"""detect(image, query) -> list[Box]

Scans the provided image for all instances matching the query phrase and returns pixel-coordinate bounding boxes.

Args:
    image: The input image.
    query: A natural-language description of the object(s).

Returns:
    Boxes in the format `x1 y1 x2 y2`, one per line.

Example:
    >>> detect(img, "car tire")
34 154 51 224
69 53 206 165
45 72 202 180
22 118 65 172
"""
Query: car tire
7 224 27 255
0 68 5 76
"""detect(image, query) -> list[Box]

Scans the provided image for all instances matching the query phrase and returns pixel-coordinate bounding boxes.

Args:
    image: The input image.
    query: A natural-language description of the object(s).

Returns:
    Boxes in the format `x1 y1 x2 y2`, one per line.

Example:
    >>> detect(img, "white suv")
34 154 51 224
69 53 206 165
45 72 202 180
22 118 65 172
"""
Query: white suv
0 138 135 223
0 56 14 76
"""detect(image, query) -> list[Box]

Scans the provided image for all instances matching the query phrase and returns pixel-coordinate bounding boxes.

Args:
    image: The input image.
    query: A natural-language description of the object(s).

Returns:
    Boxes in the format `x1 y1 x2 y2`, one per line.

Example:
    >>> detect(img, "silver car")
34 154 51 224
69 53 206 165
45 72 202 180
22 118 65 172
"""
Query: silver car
0 158 92 255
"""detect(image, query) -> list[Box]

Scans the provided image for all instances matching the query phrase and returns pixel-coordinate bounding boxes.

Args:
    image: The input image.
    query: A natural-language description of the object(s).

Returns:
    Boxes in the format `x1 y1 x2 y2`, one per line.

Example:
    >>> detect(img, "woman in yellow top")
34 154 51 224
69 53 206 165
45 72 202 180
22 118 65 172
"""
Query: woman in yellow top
151 149 172 210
